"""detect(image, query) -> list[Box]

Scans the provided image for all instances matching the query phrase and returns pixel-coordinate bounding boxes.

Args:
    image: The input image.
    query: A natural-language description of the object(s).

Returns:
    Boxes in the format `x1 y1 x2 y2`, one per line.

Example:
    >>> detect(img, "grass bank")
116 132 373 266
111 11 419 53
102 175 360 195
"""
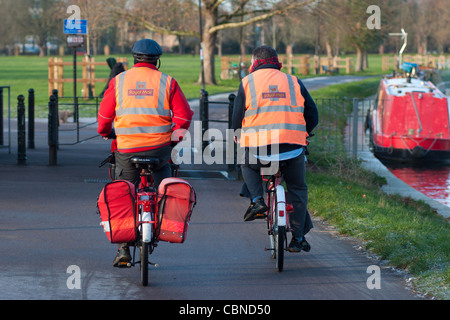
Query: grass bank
307 79 450 300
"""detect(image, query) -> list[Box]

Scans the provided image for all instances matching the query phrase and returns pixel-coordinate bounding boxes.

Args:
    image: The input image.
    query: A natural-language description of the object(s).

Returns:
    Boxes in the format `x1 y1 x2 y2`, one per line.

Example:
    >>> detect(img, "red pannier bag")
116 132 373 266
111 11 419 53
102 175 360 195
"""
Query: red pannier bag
156 178 196 243
97 180 138 244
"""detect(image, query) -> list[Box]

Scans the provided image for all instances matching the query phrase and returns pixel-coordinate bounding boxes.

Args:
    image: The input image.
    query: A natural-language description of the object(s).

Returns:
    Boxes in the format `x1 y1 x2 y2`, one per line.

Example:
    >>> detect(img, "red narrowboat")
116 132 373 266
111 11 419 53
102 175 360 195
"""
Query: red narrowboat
366 66 450 162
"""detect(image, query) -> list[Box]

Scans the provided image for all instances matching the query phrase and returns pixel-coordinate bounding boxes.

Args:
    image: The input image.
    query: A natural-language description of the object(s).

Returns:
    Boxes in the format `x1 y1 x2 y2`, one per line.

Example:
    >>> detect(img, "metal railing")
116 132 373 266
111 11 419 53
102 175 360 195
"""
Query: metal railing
56 95 101 146
300 98 373 158
48 90 101 165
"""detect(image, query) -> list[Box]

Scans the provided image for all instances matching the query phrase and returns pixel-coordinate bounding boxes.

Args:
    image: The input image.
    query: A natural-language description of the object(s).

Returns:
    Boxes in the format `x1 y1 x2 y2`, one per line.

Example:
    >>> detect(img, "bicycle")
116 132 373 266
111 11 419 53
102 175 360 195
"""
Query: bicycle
128 157 182 286
114 156 160 286
258 142 313 272
100 155 177 286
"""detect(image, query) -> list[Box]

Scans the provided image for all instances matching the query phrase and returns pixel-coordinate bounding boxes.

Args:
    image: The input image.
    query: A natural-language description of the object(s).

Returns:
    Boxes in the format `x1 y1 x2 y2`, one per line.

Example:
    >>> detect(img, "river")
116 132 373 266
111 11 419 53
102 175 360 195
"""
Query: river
384 163 450 207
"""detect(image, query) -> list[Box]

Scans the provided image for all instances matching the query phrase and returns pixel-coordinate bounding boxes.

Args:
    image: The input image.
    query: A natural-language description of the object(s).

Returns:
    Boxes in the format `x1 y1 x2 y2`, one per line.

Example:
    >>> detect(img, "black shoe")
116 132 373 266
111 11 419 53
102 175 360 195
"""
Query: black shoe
113 246 131 267
288 237 311 253
244 198 269 221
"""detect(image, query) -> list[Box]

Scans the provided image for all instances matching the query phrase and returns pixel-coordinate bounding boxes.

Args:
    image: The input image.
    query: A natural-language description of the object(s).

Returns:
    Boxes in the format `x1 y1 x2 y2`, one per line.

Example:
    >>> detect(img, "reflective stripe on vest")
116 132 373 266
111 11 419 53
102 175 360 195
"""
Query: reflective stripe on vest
240 68 308 147
114 67 173 150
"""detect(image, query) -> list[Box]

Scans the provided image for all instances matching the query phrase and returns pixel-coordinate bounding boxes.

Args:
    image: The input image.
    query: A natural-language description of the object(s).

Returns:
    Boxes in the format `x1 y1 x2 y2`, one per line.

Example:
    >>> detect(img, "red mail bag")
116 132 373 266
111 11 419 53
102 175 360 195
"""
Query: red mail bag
156 178 196 243
97 180 137 244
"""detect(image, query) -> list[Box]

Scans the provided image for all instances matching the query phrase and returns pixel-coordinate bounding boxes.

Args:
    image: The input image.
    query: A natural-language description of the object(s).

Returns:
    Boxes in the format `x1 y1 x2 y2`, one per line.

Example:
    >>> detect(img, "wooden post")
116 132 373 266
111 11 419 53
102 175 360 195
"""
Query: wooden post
286 46 293 75
57 57 64 95
48 58 54 97
90 57 96 97
82 56 88 98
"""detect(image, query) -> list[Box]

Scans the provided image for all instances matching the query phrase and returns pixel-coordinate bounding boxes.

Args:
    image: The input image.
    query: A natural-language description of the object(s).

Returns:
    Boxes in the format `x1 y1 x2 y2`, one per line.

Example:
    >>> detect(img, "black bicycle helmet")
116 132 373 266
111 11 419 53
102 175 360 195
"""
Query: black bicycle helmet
132 39 163 62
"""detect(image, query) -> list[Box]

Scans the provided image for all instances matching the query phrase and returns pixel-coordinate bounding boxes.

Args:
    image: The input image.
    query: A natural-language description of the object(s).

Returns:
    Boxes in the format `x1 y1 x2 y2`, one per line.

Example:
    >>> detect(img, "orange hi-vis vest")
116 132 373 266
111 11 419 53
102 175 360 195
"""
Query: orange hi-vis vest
240 68 308 148
114 66 173 151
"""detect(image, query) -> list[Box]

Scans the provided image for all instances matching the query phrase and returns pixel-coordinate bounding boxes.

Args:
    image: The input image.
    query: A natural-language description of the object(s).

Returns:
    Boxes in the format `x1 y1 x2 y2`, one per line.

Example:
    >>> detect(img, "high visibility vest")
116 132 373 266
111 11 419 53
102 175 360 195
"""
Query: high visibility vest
240 68 308 148
114 67 173 151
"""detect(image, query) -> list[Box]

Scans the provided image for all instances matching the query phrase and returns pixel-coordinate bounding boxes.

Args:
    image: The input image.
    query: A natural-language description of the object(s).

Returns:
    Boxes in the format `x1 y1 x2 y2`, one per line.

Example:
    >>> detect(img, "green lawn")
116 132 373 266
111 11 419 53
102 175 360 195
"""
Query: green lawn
0 53 386 118
0 54 241 117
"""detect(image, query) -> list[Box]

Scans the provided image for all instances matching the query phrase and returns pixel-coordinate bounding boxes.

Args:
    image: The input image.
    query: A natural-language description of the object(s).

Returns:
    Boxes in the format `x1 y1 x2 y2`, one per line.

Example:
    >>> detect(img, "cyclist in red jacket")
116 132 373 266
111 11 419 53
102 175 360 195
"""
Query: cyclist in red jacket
98 39 193 267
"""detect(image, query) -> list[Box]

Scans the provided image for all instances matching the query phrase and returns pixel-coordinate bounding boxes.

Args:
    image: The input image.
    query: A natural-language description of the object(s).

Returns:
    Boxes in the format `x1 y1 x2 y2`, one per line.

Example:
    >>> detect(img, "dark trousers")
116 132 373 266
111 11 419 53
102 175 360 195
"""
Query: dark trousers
240 148 313 239
114 144 172 189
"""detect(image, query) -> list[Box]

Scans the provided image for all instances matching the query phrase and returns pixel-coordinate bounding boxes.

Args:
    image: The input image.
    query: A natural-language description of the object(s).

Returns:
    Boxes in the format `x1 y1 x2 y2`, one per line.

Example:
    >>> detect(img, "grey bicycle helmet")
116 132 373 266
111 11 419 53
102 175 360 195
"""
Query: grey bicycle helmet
132 39 163 62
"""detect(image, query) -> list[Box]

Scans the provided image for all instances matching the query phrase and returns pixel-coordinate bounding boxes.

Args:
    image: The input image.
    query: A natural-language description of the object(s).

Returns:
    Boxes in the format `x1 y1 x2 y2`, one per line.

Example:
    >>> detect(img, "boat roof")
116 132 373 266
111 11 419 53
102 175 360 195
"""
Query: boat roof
383 78 446 98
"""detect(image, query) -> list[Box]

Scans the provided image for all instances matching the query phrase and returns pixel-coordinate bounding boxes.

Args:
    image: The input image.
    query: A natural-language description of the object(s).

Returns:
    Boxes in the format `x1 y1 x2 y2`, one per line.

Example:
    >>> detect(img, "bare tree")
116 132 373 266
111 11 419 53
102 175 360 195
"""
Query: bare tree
428 0 450 54
13 0 65 57
70 0 120 55
320 0 390 71
108 0 313 85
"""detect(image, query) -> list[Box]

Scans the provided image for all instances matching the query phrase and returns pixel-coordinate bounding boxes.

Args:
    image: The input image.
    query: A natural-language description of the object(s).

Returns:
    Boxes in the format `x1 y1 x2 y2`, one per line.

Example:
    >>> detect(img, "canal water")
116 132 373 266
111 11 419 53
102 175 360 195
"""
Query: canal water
384 163 450 207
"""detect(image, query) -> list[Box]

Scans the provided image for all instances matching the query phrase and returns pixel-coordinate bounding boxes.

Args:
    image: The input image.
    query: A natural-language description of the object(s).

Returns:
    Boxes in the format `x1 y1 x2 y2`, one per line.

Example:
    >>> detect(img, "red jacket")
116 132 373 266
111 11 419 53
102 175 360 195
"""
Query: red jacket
97 63 194 153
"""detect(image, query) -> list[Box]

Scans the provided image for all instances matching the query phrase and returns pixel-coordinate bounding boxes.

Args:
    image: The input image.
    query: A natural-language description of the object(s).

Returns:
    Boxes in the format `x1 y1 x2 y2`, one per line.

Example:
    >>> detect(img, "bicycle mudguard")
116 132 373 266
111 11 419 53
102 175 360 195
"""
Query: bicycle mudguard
275 185 287 227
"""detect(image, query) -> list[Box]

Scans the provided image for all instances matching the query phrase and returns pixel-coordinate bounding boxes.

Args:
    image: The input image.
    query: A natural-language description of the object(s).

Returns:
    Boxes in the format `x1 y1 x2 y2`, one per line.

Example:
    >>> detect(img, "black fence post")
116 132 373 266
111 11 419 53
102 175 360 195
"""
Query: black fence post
227 94 237 175
52 89 60 150
0 88 3 146
200 89 209 151
17 95 27 165
48 95 58 166
227 94 236 130
28 89 35 149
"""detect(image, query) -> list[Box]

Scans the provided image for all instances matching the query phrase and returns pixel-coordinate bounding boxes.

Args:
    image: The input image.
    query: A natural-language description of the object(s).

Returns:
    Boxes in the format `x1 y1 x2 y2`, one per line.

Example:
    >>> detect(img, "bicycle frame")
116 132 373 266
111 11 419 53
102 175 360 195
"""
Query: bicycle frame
136 171 158 245
136 190 157 244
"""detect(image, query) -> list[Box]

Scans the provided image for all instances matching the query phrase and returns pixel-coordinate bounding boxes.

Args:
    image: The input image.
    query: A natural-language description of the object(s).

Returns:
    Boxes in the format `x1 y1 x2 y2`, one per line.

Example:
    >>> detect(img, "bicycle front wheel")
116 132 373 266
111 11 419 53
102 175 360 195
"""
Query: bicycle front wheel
140 242 149 286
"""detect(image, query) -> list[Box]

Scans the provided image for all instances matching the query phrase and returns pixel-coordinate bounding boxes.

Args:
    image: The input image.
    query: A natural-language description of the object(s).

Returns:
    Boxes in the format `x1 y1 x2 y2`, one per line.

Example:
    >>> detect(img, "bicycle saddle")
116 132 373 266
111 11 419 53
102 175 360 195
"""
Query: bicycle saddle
130 157 160 167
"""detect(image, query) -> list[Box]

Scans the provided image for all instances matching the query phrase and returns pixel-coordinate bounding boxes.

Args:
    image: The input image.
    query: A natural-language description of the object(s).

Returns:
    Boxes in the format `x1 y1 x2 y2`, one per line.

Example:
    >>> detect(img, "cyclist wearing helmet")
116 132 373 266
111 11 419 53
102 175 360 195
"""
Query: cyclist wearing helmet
98 39 193 267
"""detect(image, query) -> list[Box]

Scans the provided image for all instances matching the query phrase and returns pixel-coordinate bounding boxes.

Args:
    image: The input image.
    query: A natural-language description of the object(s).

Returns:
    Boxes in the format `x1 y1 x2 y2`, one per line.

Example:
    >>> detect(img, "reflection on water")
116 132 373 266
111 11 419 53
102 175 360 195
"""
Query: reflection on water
385 163 450 207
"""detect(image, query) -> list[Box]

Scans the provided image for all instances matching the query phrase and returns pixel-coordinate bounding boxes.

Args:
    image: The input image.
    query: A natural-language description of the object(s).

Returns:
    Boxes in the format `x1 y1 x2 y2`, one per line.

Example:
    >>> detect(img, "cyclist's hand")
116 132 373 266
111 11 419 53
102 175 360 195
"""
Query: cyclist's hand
103 129 117 140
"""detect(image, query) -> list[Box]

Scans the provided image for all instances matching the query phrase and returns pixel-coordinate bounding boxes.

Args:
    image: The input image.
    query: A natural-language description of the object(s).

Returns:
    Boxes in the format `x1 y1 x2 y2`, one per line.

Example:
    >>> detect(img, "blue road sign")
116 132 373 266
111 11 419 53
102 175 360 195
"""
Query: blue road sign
64 19 88 35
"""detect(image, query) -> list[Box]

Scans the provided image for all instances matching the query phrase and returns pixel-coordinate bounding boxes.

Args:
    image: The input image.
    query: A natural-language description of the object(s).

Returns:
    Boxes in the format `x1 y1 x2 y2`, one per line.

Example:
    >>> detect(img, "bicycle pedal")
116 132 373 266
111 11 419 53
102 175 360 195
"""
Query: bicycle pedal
117 261 132 268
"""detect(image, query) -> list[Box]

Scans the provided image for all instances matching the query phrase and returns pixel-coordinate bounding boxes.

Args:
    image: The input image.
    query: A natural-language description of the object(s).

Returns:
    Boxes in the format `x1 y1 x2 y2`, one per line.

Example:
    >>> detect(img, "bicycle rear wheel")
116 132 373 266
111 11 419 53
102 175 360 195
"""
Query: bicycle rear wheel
275 226 285 272
267 185 286 272
268 189 276 260
140 242 149 286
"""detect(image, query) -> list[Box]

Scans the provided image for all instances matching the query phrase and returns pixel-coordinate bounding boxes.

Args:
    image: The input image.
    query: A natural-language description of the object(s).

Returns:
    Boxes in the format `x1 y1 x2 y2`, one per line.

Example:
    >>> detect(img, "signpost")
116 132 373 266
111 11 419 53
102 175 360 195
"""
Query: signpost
64 19 87 110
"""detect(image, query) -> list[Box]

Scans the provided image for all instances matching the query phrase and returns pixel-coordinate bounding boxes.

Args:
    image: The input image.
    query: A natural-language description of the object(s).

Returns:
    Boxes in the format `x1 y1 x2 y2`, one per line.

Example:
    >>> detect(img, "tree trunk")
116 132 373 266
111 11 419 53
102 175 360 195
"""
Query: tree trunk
362 50 368 70
325 40 332 58
199 1 218 85
39 45 46 57
355 47 363 72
